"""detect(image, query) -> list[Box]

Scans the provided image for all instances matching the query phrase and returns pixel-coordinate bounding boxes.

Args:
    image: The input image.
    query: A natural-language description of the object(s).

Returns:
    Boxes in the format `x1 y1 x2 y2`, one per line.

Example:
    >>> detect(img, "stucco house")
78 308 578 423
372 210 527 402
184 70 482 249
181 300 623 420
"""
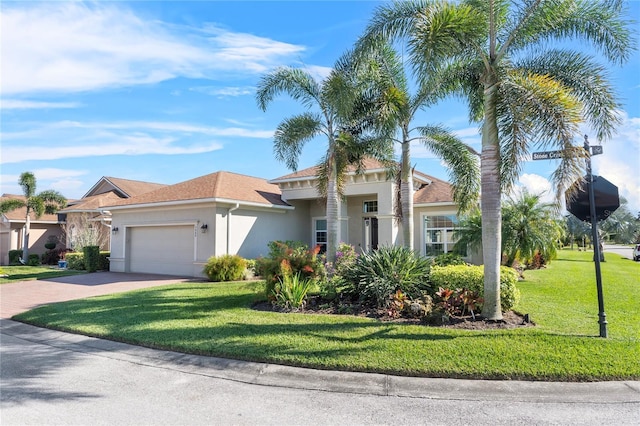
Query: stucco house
0 194 64 265
0 177 166 265
105 159 466 278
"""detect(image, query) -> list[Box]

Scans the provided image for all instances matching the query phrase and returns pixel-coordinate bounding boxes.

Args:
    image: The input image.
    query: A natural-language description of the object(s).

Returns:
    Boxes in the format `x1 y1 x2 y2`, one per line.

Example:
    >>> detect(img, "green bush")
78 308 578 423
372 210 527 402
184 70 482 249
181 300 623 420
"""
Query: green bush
342 245 432 308
83 246 100 272
8 250 23 265
431 252 466 267
65 251 110 271
272 267 312 310
256 241 325 299
27 254 40 266
203 254 247 282
429 265 520 312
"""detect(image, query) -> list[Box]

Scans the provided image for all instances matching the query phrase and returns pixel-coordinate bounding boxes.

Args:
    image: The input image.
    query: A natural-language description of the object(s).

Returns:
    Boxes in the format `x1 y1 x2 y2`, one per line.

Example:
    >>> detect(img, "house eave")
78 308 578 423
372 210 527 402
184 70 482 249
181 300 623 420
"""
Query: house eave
106 197 293 211
414 201 457 208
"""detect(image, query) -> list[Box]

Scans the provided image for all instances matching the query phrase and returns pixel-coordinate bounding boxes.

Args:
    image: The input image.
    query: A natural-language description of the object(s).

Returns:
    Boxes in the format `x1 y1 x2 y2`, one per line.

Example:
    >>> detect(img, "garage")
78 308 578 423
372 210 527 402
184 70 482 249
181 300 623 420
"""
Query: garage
128 225 195 276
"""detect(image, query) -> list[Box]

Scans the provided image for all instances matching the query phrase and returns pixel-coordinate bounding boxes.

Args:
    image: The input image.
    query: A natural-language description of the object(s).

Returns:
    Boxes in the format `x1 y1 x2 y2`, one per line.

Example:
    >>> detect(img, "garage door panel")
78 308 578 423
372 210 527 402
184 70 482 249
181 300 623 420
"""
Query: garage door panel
129 226 194 276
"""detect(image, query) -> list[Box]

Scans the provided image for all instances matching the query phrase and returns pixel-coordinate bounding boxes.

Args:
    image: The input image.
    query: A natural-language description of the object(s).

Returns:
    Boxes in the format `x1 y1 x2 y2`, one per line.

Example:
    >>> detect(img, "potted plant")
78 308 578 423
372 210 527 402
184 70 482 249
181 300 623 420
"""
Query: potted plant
45 235 59 250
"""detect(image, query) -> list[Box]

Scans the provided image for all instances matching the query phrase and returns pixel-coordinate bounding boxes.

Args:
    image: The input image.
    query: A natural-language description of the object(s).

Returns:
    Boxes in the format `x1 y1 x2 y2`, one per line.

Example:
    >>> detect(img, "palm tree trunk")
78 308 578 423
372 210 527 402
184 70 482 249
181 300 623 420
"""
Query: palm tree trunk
23 208 31 260
326 154 339 264
401 129 413 249
480 81 503 321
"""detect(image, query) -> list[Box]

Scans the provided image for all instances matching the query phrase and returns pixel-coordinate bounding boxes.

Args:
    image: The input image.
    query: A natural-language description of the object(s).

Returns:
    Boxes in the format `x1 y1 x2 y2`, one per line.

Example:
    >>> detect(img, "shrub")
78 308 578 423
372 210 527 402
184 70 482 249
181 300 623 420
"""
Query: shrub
257 241 325 299
272 260 312 310
203 254 247 282
27 254 40 266
65 251 110 271
431 252 466 267
83 245 100 272
429 265 520 312
342 245 432 308
8 250 23 265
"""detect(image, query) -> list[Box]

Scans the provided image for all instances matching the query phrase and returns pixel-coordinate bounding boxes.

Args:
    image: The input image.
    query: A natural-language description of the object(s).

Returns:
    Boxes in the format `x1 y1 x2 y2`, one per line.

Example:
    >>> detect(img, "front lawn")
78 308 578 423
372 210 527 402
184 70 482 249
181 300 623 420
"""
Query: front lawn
0 265 86 284
14 250 640 381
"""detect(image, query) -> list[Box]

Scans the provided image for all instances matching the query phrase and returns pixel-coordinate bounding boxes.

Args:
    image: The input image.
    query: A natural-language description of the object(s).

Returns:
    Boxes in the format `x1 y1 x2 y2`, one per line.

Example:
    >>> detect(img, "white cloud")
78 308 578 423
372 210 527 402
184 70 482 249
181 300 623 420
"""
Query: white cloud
1 169 88 197
1 2 305 95
189 86 254 97
1 100 82 109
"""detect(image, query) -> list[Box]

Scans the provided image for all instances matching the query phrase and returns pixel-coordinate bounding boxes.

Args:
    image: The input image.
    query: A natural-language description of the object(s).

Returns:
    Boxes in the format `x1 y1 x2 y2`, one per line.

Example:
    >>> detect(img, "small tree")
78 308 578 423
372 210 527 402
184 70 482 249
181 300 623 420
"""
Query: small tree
0 172 66 260
62 213 110 251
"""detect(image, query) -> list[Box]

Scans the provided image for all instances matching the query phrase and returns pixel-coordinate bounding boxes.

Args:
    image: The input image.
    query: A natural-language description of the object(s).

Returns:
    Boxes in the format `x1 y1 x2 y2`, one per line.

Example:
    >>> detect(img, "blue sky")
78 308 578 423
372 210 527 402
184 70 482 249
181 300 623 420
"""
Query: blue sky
2 1 639 213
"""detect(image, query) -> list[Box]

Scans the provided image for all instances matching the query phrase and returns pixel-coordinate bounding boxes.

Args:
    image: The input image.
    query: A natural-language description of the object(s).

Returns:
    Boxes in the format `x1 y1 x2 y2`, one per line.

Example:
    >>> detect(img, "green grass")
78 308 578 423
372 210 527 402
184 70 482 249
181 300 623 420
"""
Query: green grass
13 250 640 381
0 265 86 284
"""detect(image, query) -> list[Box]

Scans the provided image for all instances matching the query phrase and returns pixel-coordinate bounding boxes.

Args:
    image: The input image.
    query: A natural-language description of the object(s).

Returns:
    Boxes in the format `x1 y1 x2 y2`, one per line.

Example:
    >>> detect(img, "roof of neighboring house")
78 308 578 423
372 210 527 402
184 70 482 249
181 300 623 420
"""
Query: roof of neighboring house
58 191 123 213
105 171 290 208
83 176 167 198
270 158 454 204
0 194 62 222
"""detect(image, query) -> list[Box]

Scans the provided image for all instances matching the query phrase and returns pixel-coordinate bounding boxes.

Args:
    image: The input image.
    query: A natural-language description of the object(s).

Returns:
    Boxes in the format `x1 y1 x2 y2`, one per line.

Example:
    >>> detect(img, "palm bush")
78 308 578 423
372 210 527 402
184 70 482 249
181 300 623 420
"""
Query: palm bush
342 245 431 308
272 266 313 311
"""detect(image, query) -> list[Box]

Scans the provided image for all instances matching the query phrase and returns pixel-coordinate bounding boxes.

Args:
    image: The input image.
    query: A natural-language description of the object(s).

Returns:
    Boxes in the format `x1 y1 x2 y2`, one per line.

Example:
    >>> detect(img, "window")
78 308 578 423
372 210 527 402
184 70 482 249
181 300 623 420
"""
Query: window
423 215 463 256
363 200 378 213
314 219 327 253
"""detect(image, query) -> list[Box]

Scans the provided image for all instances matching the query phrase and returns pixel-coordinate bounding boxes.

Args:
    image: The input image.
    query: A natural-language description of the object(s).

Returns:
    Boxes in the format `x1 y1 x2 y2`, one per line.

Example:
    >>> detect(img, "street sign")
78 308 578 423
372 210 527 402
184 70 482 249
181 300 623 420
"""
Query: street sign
566 175 620 222
591 145 603 156
532 150 563 160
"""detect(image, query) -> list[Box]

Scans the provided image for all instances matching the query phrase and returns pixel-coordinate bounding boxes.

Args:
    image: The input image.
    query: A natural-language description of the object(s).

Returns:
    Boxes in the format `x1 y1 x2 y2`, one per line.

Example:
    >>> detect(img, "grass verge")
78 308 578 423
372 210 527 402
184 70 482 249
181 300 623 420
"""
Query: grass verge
0 265 86 284
13 250 640 381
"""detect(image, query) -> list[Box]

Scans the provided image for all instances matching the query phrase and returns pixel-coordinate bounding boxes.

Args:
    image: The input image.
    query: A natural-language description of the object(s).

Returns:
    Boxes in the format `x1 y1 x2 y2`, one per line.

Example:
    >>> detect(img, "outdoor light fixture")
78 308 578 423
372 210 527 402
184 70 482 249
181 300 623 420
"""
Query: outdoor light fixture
112 227 119 234
200 223 208 233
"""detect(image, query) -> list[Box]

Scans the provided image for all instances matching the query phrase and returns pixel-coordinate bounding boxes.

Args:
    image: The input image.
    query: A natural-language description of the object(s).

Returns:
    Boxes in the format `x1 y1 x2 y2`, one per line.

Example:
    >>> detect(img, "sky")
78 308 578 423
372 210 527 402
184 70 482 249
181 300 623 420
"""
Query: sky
2 1 639 214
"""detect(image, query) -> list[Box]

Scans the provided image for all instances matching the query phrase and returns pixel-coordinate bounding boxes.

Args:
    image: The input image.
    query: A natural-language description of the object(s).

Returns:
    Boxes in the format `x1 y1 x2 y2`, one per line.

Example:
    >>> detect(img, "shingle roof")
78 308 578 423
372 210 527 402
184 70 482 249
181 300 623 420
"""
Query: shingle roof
91 177 167 198
0 195 61 222
270 158 454 204
413 172 454 204
105 171 289 208
59 191 123 213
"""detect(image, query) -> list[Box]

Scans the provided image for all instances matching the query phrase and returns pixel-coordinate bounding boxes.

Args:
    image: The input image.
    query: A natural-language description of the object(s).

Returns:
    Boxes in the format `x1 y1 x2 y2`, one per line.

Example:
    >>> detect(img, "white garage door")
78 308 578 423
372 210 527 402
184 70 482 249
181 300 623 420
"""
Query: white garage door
128 225 195 276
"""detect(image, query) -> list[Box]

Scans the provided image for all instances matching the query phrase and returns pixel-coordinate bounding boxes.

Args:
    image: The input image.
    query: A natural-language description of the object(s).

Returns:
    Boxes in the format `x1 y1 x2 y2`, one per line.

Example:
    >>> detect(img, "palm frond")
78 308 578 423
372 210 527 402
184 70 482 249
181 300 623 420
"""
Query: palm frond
273 113 323 171
0 198 26 214
256 67 321 111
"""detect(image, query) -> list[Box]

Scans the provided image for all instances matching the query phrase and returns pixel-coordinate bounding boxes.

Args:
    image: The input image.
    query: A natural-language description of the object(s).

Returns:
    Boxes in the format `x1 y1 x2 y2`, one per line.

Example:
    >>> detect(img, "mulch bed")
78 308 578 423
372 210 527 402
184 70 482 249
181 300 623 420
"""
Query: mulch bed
253 297 534 330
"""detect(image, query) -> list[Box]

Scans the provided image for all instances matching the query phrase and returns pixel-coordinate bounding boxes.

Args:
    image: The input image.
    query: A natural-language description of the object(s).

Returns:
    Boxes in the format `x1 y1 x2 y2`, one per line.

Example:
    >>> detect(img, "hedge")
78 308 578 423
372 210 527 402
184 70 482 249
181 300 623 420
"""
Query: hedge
430 264 520 312
65 251 110 271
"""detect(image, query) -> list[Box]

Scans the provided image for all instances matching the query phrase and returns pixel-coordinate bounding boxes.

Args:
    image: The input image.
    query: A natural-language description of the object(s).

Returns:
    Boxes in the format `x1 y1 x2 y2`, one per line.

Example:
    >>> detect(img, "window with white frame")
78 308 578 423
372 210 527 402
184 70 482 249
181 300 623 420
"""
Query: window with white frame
423 215 462 256
363 200 378 213
314 219 327 253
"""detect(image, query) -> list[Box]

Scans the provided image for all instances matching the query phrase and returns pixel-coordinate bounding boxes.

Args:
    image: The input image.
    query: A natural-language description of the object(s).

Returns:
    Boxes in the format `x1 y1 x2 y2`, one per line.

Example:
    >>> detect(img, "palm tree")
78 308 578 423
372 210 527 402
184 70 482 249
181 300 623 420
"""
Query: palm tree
0 172 67 261
359 0 633 319
354 40 480 249
256 52 396 263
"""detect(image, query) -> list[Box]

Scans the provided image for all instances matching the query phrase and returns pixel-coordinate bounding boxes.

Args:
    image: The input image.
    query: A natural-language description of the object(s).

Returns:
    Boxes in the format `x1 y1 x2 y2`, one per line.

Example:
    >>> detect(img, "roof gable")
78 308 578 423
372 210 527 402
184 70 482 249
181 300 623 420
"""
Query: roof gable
83 176 166 198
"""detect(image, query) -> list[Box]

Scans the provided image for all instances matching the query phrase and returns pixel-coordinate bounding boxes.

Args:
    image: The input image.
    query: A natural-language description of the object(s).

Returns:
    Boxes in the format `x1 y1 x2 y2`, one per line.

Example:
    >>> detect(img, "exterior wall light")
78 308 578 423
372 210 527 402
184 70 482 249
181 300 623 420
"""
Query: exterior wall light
200 224 208 233
112 227 119 234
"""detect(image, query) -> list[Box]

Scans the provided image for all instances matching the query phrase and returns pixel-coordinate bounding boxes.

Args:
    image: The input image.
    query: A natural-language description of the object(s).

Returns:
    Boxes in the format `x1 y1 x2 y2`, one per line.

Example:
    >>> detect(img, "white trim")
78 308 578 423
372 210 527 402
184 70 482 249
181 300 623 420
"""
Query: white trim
414 201 457 208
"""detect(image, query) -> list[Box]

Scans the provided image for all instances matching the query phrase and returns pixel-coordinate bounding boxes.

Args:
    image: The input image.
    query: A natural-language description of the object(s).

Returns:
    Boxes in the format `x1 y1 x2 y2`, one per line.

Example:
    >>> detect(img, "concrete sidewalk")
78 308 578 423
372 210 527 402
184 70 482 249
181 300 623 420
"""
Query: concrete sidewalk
0 271 193 319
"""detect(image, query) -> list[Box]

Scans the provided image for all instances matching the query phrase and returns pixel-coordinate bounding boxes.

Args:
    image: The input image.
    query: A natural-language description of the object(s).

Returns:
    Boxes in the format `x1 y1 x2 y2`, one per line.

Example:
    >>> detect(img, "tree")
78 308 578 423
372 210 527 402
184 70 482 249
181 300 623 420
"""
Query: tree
0 172 67 261
256 52 396 263
359 0 633 319
354 39 480 248
454 191 564 267
599 198 640 244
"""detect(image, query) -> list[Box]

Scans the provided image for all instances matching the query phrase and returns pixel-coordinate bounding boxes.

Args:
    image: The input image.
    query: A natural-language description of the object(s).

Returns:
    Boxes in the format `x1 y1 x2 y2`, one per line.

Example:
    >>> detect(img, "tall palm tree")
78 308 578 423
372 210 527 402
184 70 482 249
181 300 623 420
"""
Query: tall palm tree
256 52 396 263
0 172 67 261
354 40 480 249
359 0 633 319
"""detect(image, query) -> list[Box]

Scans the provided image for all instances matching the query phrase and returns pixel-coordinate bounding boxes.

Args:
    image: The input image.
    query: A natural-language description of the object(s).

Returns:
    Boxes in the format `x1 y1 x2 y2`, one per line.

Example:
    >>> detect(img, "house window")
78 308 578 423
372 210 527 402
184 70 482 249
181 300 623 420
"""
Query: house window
363 200 378 213
424 215 462 256
314 219 327 253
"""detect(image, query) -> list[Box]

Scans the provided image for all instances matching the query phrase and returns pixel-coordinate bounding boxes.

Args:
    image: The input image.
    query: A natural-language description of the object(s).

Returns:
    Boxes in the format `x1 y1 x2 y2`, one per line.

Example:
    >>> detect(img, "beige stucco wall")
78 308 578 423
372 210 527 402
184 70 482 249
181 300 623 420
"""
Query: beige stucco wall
0 221 63 265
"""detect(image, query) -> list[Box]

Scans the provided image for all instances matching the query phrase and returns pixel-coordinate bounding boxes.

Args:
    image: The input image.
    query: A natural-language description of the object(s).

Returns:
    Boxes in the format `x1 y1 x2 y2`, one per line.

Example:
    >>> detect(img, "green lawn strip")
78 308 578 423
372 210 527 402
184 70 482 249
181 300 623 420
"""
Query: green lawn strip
0 266 87 284
15 255 640 381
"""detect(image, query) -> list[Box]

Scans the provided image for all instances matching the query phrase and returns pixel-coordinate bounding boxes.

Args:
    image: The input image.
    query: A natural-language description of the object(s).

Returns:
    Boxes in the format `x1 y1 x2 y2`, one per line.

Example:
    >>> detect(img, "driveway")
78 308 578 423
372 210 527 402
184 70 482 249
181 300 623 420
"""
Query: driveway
0 271 193 319
603 244 636 261
1 271 639 425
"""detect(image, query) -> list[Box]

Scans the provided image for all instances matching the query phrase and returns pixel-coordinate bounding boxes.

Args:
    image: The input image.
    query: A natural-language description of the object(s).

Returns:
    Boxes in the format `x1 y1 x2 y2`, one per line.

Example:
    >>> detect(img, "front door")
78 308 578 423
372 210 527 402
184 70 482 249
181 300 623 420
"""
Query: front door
363 217 378 252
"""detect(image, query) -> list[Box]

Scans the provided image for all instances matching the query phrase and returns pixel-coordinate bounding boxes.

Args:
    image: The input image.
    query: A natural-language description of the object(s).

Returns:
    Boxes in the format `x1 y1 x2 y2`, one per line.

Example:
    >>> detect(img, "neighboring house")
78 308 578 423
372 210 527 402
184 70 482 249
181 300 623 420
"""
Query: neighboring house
59 177 167 251
0 194 64 265
105 159 471 278
0 177 166 265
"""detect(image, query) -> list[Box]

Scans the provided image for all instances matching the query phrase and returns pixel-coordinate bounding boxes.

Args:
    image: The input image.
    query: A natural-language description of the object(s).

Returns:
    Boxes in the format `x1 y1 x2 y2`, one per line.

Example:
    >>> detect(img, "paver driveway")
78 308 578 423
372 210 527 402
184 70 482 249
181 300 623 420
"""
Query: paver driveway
0 272 193 319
